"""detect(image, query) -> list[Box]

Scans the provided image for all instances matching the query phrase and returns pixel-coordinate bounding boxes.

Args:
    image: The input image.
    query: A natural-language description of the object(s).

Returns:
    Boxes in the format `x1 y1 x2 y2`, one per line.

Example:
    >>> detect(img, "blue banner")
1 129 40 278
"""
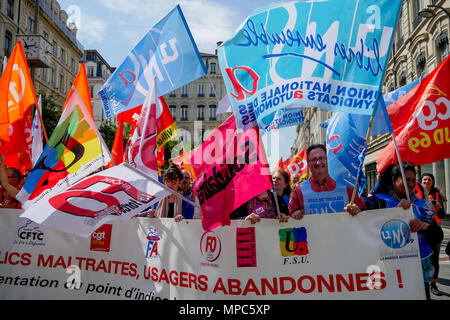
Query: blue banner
218 0 401 130
99 5 207 118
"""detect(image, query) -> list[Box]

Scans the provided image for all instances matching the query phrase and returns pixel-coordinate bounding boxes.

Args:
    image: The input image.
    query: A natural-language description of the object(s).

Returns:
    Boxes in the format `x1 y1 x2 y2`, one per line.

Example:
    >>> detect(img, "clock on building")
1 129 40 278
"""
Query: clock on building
16 34 50 68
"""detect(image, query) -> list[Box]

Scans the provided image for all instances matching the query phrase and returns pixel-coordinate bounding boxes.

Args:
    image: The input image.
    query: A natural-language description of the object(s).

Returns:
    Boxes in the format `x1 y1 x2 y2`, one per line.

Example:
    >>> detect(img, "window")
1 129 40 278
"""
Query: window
197 105 205 120
169 90 176 97
59 73 65 93
41 68 47 82
209 105 217 121
210 62 216 74
87 66 95 77
412 0 423 29
416 52 426 78
198 83 205 97
436 30 449 63
398 71 406 87
60 47 66 64
89 86 94 98
181 85 188 97
51 67 56 88
52 40 57 56
4 30 12 57
71 57 75 72
169 105 176 120
7 0 14 20
181 105 188 121
365 163 378 195
27 16 34 34
209 83 216 97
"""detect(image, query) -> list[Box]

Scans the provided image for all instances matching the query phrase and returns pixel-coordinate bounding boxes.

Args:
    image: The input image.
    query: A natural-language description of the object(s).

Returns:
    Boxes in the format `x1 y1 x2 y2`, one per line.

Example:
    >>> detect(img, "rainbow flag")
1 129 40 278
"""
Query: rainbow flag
16 88 111 209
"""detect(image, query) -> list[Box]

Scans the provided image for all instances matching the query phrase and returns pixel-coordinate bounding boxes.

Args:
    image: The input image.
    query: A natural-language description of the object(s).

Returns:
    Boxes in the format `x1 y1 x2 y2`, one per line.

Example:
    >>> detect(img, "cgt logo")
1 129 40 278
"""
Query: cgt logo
145 227 161 259
90 224 113 252
200 231 222 263
380 219 411 249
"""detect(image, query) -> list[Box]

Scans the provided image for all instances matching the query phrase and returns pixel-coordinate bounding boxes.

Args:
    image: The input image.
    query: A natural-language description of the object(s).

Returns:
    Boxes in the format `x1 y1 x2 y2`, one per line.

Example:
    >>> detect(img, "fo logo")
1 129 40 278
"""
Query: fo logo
380 219 411 249
145 227 161 259
200 231 222 262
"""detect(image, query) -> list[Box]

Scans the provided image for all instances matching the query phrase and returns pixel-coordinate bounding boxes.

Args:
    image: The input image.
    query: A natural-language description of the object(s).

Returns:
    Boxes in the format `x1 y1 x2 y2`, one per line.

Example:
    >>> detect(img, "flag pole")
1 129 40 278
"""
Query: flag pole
36 95 49 143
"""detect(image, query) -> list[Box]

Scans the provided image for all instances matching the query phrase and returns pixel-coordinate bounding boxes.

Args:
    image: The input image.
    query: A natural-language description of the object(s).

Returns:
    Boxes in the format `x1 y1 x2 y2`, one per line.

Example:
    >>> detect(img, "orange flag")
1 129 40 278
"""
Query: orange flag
0 41 37 172
62 62 94 120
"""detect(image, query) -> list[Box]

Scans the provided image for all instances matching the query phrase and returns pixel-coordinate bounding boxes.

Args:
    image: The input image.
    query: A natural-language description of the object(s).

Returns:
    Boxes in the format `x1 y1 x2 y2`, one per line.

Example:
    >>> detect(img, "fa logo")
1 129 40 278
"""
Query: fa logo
145 227 161 259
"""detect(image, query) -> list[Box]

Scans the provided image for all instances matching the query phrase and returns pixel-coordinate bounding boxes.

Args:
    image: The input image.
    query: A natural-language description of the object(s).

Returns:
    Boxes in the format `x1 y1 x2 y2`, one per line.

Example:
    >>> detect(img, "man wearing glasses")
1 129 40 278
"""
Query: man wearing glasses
288 144 364 219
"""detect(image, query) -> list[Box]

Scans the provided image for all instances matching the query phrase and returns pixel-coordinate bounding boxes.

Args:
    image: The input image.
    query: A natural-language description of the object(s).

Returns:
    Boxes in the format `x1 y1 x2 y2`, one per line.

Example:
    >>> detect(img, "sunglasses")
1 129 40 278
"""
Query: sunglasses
165 178 178 185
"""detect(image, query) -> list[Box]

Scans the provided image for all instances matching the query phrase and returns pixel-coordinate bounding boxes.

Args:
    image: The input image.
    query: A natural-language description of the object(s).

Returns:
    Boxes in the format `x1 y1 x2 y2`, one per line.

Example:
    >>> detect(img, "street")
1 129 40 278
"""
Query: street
432 226 450 300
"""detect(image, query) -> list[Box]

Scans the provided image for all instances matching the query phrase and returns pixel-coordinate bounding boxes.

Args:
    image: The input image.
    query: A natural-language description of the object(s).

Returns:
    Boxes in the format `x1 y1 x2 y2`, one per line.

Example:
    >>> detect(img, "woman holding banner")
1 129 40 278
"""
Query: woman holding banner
365 163 440 300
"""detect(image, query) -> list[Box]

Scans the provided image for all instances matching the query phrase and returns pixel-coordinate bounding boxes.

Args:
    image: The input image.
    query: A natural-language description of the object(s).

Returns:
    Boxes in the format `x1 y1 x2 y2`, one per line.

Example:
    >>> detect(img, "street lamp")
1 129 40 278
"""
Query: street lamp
419 4 450 20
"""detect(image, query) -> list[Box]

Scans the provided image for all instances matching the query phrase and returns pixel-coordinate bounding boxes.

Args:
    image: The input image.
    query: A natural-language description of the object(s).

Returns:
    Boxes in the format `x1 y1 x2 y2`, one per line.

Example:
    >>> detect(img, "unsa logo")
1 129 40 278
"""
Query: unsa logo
380 219 411 249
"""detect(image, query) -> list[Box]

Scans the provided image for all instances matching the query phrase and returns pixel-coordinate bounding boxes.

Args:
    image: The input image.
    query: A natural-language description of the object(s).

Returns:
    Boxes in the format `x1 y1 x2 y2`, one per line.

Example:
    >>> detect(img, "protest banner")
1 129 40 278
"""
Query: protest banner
0 207 425 299
99 5 206 118
218 0 401 131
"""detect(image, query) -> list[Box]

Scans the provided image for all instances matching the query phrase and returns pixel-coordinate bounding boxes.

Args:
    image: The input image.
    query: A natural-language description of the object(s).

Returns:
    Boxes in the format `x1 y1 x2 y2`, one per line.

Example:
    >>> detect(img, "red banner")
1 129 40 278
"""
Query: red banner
377 55 450 173
285 148 308 179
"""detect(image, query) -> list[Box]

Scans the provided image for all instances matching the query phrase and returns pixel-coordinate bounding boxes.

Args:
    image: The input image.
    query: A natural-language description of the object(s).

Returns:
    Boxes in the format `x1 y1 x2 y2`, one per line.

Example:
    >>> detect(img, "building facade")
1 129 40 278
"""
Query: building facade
290 0 449 210
163 51 230 150
1 0 84 105
82 49 116 127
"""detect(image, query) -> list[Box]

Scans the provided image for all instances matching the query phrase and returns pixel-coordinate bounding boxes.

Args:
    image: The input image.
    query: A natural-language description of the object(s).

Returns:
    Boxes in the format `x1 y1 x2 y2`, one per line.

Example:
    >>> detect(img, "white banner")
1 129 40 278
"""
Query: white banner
0 207 425 299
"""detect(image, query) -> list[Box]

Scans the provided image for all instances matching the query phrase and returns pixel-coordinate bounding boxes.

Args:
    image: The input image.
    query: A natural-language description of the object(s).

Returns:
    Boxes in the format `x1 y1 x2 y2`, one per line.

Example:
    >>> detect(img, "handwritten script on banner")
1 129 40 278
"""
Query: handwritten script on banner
218 0 401 130
0 207 424 300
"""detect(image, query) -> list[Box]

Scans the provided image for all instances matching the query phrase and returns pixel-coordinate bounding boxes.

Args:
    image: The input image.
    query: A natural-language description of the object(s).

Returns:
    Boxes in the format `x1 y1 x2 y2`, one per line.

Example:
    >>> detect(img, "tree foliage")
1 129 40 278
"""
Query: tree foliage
98 122 117 151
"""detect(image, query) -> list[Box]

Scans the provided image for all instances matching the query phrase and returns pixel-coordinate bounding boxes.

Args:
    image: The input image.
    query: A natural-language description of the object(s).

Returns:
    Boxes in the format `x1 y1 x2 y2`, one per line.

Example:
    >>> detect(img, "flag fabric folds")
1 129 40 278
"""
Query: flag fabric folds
218 0 401 131
62 63 94 120
377 55 450 173
325 112 367 196
99 5 207 119
0 41 38 173
16 88 112 209
187 115 273 231
20 163 171 237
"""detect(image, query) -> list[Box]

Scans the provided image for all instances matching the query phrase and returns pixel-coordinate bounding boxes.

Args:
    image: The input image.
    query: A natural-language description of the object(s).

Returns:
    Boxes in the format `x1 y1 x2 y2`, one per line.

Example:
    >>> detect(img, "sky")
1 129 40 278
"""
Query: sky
58 0 297 168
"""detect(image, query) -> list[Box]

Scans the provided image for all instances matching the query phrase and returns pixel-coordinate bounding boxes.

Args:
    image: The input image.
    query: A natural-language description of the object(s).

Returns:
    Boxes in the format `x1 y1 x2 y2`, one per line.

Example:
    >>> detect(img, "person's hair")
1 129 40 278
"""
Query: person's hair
421 172 439 195
307 144 326 158
376 162 416 194
164 166 182 181
274 168 291 196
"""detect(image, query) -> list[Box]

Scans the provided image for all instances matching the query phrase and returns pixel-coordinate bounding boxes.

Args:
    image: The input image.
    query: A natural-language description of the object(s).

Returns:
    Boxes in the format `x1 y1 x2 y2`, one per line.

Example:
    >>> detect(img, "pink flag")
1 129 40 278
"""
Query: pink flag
189 115 272 231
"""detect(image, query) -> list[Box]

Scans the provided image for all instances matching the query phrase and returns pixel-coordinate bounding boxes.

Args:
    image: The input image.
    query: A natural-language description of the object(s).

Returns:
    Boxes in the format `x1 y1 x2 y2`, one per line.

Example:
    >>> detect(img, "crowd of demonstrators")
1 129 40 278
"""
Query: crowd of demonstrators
288 144 364 220
365 163 443 300
419 173 446 296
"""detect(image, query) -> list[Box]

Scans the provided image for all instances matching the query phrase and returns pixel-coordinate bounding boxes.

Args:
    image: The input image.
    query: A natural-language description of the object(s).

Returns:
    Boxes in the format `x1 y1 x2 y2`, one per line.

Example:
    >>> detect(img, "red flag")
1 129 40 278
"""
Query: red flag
0 41 37 173
109 116 124 167
377 55 450 173
285 148 308 179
